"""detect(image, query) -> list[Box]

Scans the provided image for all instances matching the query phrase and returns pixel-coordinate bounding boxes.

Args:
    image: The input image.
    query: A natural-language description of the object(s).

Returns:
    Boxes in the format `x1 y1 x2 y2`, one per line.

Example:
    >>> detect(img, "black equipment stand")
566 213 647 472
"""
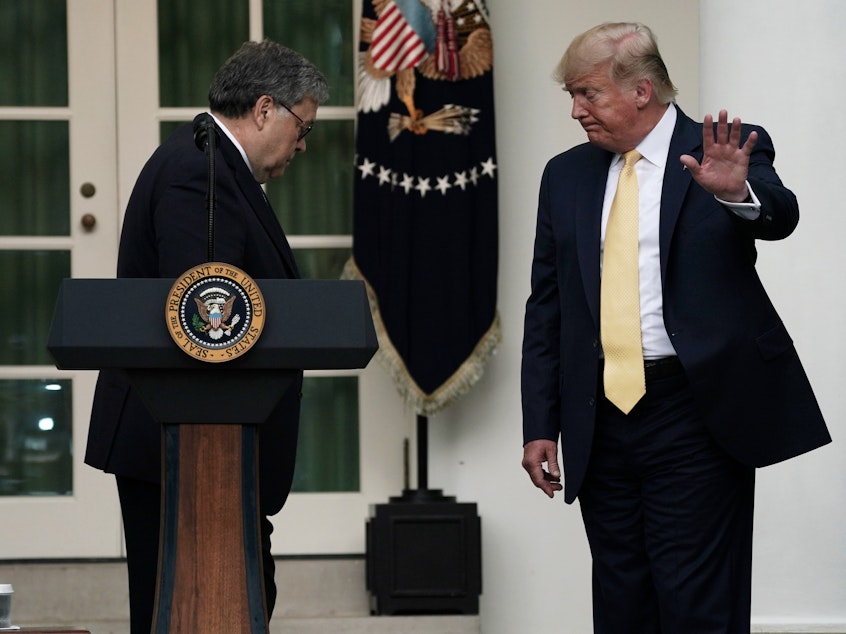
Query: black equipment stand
366 413 482 615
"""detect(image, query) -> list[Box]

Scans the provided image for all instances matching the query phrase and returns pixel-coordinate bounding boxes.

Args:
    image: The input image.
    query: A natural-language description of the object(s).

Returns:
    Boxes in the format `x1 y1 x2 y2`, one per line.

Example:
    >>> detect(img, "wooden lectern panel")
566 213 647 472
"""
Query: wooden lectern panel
154 425 266 633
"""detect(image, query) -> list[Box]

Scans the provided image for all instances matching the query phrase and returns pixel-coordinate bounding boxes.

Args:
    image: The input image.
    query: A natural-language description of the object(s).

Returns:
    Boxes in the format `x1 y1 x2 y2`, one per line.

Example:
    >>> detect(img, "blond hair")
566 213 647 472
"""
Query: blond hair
553 22 678 104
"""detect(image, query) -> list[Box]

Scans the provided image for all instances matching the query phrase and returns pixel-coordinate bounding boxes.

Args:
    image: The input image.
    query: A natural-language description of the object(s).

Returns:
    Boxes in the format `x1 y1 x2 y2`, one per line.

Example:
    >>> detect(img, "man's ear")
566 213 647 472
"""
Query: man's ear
253 94 274 129
635 78 654 109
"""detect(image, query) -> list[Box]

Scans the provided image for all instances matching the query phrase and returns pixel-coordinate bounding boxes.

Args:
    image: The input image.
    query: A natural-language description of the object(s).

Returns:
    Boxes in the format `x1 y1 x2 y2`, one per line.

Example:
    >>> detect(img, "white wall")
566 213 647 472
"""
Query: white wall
422 1 846 632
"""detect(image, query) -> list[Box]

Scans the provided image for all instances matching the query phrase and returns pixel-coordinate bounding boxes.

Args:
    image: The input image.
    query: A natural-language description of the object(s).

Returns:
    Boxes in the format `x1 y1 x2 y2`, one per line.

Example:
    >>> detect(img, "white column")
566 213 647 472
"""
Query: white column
700 1 846 630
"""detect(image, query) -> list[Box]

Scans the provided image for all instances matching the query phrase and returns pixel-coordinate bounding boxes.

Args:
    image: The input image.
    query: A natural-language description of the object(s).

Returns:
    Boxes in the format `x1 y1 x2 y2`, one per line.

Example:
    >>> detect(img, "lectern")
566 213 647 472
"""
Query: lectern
47 277 377 633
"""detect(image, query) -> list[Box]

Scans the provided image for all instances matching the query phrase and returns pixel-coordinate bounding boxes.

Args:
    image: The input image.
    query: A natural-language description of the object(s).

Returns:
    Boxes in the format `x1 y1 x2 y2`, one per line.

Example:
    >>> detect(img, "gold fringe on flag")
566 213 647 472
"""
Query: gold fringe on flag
342 257 502 416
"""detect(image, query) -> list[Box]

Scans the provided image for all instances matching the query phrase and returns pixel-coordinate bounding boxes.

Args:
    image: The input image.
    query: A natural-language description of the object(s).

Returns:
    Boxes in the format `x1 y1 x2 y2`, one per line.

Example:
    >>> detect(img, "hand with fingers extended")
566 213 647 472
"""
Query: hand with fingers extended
522 439 563 498
679 109 757 203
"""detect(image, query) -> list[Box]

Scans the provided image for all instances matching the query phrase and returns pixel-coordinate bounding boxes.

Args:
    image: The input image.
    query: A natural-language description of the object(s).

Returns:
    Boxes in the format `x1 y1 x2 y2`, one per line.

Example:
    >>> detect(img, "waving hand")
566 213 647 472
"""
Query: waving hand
680 109 757 203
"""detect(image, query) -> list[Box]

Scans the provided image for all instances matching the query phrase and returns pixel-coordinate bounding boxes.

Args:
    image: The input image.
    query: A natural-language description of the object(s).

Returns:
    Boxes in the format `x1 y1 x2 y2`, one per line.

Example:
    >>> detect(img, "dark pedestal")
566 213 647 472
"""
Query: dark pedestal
366 490 482 615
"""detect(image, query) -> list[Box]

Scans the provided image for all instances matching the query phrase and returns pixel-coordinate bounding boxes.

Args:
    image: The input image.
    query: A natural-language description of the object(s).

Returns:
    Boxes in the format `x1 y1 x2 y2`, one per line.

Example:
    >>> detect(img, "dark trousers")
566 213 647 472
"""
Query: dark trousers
116 476 277 634
579 369 755 634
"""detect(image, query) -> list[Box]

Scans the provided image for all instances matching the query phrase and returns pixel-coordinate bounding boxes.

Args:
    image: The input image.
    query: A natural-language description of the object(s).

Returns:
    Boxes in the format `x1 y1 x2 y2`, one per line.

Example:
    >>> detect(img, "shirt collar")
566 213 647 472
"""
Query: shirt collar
614 102 677 169
209 112 254 175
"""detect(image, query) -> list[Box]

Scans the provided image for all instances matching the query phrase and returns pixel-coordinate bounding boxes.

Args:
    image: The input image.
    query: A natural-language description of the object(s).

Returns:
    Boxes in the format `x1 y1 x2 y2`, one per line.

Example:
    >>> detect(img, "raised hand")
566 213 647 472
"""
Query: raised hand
680 109 757 202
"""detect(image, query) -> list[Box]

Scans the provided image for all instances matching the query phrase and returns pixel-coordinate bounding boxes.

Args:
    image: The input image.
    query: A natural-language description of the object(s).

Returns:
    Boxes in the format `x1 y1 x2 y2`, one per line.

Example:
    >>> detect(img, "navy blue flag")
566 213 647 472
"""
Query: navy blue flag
343 0 500 415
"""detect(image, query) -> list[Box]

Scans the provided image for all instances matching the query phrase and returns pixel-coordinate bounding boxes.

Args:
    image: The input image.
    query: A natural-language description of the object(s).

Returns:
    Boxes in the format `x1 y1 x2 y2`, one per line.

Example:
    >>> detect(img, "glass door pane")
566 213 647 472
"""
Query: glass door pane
0 379 73 496
266 120 355 235
0 251 70 366
263 0 355 105
0 121 70 235
157 0 249 107
0 0 68 107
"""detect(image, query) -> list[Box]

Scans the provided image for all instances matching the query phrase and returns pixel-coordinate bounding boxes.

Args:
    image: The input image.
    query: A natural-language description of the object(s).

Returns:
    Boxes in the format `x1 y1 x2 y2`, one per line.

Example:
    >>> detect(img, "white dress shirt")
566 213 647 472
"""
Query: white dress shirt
210 112 253 174
599 103 760 359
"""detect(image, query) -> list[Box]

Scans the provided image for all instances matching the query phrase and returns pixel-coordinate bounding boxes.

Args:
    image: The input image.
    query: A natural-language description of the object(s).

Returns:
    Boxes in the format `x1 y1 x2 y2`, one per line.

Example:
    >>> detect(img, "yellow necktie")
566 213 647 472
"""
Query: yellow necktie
601 150 645 414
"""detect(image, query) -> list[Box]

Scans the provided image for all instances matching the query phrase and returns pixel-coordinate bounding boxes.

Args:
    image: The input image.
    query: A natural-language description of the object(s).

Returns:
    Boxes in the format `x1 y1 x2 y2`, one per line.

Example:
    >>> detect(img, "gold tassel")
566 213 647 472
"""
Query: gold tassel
435 1 460 80
444 5 460 80
342 257 501 416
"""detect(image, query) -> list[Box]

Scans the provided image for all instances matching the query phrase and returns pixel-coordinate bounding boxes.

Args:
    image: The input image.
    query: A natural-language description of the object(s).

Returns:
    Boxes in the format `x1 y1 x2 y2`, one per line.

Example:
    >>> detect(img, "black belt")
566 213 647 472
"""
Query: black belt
599 356 684 381
643 356 683 380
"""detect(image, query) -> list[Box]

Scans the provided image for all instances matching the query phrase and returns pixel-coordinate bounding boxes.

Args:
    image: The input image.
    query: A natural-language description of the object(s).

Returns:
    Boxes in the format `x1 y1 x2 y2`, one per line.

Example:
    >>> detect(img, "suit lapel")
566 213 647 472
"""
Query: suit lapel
235 167 301 278
659 107 701 277
576 147 614 331
218 133 301 279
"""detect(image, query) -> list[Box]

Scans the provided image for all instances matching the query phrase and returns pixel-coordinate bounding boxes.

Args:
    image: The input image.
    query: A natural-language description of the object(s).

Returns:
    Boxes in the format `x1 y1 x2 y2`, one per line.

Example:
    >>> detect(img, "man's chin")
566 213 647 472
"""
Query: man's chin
584 131 616 152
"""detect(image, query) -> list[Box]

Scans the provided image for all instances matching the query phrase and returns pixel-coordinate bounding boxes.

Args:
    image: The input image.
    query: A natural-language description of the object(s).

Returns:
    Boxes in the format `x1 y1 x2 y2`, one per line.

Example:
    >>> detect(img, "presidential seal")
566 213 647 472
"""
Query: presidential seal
166 263 265 362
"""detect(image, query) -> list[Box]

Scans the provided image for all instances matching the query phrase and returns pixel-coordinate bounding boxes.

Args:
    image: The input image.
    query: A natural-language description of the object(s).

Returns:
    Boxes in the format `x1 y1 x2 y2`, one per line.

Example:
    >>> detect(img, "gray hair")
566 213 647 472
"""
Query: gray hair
208 40 330 118
552 22 677 104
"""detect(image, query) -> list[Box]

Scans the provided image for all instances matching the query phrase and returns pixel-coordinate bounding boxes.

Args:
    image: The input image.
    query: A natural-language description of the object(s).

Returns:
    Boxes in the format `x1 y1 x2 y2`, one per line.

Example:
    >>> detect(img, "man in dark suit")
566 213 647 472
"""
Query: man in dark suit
84 40 328 634
520 22 830 633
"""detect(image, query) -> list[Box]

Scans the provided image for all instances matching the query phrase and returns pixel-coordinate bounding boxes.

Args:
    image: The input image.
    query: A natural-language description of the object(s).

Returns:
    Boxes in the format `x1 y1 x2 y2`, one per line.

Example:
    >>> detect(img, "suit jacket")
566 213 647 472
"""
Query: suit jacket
521 106 831 504
85 120 303 516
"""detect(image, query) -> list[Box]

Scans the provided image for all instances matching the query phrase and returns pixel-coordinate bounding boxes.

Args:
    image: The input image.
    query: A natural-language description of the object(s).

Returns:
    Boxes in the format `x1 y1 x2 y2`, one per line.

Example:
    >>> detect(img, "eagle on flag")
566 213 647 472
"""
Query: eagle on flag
344 0 500 416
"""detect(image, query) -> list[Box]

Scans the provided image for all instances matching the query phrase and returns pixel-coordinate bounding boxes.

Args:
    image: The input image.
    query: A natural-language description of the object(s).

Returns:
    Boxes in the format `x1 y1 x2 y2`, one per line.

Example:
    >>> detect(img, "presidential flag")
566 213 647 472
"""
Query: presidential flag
343 0 500 416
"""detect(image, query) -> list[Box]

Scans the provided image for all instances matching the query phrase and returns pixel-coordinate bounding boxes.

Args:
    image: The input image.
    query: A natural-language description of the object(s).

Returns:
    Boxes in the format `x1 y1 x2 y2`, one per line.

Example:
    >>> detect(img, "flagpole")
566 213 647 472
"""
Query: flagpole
400 414 447 501
407 414 454 502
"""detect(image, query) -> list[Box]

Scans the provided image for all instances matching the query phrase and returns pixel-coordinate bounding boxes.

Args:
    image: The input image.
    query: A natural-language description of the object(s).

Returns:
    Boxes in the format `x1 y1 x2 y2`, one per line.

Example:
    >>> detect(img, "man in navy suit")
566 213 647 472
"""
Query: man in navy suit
520 22 830 633
84 40 328 634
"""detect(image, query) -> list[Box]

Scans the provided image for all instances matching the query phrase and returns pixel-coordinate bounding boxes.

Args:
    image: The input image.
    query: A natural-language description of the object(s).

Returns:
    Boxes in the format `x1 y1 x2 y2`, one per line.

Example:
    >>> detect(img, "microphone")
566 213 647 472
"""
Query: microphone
193 113 219 154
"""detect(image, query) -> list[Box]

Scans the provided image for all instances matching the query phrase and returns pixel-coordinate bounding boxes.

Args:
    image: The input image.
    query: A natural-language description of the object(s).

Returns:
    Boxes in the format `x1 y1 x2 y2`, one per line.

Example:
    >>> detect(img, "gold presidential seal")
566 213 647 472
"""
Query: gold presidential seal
165 262 265 363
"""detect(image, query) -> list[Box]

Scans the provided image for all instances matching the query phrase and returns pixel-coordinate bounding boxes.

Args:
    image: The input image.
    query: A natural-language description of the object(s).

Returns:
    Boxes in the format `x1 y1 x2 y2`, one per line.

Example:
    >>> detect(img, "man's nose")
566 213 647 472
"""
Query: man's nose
571 96 586 119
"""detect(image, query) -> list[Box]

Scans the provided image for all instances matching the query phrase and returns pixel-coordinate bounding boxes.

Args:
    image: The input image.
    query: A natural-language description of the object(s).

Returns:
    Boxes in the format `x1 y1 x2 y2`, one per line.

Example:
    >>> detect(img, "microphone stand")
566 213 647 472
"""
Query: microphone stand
193 113 219 261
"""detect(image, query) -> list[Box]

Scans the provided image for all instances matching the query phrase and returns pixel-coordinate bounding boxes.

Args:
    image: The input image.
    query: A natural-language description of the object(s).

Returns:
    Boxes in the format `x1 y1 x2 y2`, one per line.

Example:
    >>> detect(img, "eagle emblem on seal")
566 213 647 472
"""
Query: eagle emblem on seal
193 295 239 340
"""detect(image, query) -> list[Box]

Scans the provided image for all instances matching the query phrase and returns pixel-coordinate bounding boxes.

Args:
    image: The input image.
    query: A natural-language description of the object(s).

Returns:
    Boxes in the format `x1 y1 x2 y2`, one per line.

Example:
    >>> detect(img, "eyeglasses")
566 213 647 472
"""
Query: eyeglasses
277 101 313 140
